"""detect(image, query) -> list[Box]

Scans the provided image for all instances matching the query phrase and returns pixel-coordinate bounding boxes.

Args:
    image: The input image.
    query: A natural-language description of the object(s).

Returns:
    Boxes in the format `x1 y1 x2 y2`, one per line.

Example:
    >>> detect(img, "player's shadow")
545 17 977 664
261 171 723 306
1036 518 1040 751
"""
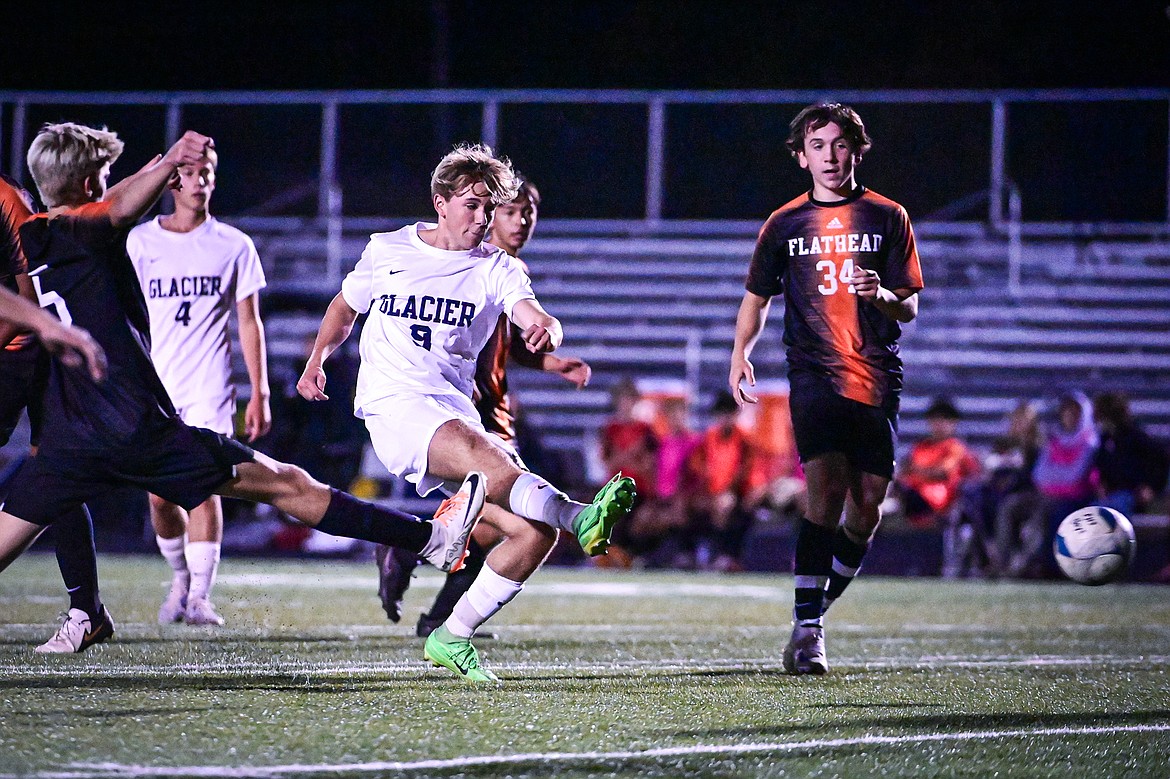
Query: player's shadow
0 674 428 694
9 705 228 719
666 709 1170 740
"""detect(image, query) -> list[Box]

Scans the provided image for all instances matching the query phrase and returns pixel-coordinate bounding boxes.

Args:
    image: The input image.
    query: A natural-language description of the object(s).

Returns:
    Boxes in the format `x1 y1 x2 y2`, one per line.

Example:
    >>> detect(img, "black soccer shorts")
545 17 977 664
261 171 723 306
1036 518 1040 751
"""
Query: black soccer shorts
1 418 255 526
787 369 898 480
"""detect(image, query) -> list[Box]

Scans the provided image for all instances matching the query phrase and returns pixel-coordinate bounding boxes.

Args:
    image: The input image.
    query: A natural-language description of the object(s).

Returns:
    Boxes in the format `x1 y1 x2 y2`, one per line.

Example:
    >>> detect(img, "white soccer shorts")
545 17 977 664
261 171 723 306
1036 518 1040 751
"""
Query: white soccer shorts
175 392 236 437
362 392 519 497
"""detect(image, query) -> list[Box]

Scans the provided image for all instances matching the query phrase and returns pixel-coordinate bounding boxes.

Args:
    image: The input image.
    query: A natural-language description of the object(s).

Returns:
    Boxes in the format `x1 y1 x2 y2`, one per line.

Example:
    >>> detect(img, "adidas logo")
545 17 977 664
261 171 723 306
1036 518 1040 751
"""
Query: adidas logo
826 217 844 230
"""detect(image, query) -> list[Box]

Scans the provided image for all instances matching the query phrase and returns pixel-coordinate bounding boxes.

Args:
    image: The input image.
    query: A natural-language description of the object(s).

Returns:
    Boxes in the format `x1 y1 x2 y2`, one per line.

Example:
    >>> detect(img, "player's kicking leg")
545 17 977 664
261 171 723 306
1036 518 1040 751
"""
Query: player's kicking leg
414 421 635 682
218 451 484 574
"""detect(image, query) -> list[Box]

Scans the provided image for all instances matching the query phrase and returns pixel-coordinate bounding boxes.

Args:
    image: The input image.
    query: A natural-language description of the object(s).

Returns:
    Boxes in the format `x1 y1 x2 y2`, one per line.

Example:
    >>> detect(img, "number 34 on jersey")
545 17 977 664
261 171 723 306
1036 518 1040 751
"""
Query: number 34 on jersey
815 257 860 296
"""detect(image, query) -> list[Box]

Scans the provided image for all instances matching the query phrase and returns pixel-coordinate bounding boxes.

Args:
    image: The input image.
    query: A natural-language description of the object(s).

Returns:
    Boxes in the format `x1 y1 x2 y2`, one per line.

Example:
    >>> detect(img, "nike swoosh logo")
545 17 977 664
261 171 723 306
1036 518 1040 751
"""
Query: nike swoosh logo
453 655 471 675
387 270 405 275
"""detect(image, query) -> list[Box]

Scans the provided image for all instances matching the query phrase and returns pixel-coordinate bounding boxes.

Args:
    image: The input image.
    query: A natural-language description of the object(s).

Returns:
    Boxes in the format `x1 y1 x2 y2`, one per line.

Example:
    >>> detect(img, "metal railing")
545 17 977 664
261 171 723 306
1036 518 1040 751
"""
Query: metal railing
5 87 1170 280
5 87 1169 219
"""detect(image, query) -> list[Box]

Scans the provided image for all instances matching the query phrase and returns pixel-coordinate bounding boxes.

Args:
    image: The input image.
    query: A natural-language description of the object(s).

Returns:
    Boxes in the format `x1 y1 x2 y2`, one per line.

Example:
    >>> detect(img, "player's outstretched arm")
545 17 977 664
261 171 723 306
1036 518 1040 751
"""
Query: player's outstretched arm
297 292 360 402
0 285 106 380
237 293 272 441
507 328 591 388
729 291 771 405
512 298 563 354
105 131 214 228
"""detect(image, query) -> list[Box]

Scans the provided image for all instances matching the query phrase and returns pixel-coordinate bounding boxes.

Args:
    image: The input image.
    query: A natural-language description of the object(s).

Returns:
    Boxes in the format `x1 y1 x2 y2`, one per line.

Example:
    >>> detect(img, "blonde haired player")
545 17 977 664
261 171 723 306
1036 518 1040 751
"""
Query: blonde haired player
126 145 270 626
299 144 635 682
8 123 483 654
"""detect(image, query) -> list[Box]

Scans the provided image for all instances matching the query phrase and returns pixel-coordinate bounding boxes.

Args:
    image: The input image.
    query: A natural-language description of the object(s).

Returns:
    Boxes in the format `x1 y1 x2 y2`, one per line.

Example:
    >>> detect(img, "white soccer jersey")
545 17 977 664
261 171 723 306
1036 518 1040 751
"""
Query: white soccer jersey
128 216 266 410
341 222 535 417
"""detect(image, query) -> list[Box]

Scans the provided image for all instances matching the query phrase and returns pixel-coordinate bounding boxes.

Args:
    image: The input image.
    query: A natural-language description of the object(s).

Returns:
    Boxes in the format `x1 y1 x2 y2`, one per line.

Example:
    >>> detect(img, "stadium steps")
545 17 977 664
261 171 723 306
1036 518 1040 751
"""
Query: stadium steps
250 231 1170 460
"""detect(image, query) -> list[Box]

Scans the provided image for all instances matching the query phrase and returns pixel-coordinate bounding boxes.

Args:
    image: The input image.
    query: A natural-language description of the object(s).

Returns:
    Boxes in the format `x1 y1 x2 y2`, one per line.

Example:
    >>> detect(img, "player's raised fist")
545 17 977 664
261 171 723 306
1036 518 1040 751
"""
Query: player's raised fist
163 131 215 169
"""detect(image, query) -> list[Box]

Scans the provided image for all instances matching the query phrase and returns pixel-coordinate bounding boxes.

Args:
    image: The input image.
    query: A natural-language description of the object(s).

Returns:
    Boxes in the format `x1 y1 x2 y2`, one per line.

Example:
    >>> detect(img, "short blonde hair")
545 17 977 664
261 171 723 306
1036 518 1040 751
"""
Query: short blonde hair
430 143 519 205
27 122 124 207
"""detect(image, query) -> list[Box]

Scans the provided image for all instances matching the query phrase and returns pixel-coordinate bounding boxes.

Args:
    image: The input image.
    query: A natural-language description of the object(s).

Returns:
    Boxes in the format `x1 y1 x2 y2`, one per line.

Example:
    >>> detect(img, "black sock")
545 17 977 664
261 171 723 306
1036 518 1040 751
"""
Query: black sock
53 505 102 618
425 539 487 623
793 517 835 625
316 489 431 551
824 526 872 608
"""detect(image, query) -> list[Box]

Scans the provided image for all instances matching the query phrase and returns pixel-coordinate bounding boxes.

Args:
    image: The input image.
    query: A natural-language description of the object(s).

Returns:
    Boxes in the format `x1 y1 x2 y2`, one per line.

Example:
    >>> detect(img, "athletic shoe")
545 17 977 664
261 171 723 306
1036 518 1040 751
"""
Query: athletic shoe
572 473 637 556
423 625 499 683
35 607 115 654
375 543 420 623
416 612 496 640
158 580 188 624
782 623 829 675
184 597 225 626
423 472 486 573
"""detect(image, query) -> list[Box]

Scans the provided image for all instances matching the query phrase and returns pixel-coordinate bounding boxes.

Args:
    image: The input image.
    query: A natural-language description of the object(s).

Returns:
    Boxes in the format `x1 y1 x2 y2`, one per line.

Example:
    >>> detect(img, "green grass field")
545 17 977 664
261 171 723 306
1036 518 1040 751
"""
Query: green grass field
1 553 1168 777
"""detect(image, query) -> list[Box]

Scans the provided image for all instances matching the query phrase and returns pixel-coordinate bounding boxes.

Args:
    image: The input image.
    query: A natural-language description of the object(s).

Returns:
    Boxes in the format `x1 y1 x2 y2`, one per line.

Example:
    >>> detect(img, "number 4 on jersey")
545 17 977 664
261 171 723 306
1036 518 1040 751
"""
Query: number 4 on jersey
175 301 192 326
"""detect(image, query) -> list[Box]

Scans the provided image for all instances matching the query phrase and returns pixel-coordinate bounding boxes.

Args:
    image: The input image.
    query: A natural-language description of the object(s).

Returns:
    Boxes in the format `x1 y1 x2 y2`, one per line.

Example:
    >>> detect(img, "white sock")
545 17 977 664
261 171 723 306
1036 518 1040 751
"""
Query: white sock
445 565 524 638
157 535 189 587
185 541 221 602
508 472 586 533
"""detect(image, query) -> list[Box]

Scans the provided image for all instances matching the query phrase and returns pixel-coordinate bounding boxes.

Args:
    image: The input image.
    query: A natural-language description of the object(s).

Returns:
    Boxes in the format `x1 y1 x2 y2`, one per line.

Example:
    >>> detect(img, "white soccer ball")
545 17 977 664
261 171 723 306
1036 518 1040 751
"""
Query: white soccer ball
1053 506 1136 585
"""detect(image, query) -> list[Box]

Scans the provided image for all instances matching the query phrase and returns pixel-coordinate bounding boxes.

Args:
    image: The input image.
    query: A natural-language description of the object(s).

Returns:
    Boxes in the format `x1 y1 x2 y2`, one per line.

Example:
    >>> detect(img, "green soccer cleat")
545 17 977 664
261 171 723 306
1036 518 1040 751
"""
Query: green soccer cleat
572 473 637 556
423 625 500 683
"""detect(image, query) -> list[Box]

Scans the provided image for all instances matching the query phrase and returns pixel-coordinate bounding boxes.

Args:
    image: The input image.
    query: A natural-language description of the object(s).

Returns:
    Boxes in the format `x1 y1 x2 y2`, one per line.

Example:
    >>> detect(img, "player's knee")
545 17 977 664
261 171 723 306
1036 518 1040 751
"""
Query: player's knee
274 463 321 500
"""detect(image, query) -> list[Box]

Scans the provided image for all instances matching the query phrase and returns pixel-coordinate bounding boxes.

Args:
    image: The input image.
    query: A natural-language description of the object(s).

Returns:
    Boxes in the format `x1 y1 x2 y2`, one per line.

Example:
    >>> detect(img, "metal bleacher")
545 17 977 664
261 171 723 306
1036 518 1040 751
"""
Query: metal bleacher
251 229 1170 470
5 87 1165 470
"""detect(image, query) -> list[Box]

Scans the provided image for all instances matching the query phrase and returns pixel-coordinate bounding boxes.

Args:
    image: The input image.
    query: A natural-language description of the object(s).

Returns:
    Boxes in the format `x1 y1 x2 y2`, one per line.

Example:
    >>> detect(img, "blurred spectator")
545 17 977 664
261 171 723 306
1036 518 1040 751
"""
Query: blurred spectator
945 399 1041 578
687 391 757 572
978 400 1044 576
1020 391 1099 578
895 397 981 531
598 378 659 566
1092 391 1170 516
621 396 703 565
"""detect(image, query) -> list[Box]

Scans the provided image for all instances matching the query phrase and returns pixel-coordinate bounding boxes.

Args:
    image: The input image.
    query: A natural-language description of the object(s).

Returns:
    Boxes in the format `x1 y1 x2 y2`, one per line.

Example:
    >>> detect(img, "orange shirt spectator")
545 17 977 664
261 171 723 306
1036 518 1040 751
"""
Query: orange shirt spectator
898 397 981 527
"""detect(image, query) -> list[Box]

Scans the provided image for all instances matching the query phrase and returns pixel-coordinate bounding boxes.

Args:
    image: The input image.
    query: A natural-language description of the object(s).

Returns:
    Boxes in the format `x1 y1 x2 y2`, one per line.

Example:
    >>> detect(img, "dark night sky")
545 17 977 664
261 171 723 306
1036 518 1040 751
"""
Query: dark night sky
3 1 1169 91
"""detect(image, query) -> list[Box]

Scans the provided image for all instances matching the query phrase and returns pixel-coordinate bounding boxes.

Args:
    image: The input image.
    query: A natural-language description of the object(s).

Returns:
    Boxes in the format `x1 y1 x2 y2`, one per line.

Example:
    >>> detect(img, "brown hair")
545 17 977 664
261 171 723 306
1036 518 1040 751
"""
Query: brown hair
785 103 872 159
430 143 519 205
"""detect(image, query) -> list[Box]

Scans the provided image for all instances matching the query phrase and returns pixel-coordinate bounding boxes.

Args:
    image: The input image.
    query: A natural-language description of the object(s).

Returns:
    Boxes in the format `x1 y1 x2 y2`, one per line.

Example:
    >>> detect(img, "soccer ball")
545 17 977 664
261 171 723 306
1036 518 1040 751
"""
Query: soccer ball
1053 506 1136 585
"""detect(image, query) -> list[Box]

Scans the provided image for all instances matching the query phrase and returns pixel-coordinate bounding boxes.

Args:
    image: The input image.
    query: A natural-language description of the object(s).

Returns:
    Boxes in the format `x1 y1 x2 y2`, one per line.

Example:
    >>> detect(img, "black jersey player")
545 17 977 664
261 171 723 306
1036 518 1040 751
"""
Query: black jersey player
0 123 485 653
729 103 924 675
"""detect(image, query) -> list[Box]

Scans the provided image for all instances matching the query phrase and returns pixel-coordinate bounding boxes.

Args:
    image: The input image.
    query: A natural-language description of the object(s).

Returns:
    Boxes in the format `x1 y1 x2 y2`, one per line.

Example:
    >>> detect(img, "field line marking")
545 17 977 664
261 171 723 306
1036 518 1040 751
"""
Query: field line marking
2 654 1169 680
4 723 1167 777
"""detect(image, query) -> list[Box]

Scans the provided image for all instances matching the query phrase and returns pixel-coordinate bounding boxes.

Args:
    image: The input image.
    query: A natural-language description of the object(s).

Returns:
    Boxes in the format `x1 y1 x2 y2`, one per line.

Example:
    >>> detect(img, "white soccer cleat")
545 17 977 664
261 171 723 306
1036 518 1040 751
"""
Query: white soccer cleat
782 623 829 675
158 580 188 624
35 607 115 654
424 472 486 573
184 597 225 626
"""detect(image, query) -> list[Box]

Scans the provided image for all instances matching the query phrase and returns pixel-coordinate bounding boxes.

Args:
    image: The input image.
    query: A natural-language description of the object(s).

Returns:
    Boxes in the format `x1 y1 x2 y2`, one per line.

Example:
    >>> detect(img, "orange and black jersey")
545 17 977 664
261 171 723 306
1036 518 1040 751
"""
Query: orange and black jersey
745 187 924 408
1 175 35 350
472 256 542 443
474 313 516 441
